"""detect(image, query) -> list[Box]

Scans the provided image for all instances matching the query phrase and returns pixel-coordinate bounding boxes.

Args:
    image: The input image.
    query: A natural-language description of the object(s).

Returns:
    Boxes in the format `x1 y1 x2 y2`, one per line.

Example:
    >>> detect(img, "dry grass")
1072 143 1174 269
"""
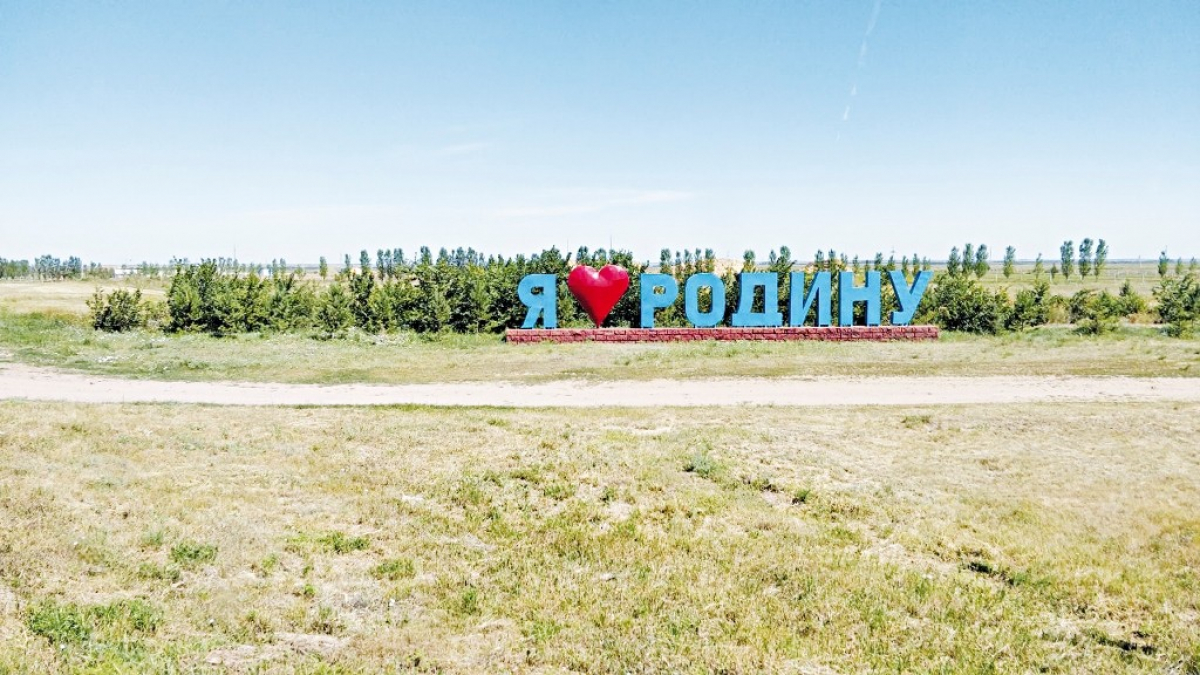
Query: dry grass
0 280 166 316
1 401 1197 673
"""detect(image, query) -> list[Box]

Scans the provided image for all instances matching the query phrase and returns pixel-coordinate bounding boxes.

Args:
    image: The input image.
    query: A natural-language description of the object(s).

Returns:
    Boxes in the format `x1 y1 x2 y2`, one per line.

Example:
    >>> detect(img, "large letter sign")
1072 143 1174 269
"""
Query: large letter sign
731 273 784 327
838 271 881 327
517 263 930 331
790 271 832 326
518 274 557 328
639 273 678 329
890 270 932 325
684 273 725 327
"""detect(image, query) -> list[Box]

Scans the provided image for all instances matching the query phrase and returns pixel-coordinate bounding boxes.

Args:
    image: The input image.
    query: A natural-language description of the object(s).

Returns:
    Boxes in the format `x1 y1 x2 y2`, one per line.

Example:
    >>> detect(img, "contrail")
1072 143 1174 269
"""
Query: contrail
839 0 883 137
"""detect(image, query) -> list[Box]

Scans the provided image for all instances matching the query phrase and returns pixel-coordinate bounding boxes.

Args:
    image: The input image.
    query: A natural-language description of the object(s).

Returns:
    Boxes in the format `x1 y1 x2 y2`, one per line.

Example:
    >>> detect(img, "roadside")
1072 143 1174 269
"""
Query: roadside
3 362 1199 407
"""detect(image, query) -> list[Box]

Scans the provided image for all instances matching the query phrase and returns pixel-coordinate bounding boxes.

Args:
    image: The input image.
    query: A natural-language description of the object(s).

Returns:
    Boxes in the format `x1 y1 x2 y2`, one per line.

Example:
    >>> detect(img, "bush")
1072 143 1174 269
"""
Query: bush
923 275 1009 334
1155 274 1200 337
1118 279 1148 317
1068 289 1122 335
1007 280 1050 331
87 288 146 332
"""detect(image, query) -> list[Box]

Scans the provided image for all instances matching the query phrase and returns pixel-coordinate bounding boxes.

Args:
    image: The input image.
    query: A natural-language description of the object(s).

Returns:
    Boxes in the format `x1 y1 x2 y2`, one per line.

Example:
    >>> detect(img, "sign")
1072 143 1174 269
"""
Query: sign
518 265 932 329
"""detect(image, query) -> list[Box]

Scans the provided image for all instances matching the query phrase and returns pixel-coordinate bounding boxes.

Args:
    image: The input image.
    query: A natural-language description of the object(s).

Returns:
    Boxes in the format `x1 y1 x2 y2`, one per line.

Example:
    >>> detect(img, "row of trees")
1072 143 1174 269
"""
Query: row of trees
82 243 1200 338
0 255 113 280
1158 252 1199 278
158 246 648 336
990 239 1110 281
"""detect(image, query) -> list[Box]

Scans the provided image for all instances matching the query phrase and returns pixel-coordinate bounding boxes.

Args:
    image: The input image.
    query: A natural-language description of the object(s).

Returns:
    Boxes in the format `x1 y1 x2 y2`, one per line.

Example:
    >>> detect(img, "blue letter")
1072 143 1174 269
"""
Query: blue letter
838 271 881 326
684 273 726 327
789 272 831 327
889 270 931 325
640 273 678 328
518 274 557 328
731 272 783 327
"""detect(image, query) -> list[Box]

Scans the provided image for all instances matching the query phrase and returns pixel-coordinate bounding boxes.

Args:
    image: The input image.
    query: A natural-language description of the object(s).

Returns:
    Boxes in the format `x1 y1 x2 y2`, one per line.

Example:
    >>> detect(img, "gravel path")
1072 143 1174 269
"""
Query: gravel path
2 363 1199 407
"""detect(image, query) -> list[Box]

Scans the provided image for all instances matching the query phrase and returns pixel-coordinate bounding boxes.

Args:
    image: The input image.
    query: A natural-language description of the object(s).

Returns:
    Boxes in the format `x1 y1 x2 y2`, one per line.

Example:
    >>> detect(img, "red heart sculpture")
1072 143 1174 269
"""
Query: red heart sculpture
567 264 630 327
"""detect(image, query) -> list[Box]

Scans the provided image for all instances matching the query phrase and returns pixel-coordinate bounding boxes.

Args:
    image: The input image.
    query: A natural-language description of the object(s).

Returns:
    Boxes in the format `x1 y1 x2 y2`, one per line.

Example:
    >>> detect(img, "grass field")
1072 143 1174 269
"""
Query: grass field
1 401 1198 673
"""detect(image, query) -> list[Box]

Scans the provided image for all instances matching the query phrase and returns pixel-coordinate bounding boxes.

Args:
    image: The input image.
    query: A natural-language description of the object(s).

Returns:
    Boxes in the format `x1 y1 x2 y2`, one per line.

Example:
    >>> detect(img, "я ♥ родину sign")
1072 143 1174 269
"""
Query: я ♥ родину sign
506 264 939 343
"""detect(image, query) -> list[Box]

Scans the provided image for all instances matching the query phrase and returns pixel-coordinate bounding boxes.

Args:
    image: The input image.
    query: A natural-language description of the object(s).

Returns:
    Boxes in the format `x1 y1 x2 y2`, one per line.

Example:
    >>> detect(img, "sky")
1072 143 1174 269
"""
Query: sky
1 0 1198 265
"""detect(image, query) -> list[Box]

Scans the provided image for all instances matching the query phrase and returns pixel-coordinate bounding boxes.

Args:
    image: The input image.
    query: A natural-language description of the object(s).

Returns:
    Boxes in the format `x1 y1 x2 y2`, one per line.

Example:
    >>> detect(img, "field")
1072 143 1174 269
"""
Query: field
2 276 1199 673
2 402 1198 673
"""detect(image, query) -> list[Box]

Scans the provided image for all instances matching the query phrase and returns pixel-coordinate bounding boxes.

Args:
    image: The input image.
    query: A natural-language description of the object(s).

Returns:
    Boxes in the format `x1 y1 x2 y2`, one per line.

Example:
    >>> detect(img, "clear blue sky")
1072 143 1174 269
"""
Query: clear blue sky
2 0 1197 265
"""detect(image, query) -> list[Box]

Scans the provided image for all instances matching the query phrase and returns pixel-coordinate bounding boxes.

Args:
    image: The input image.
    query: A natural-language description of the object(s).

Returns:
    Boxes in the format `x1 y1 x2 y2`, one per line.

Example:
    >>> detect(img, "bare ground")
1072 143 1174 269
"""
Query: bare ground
2 362 1199 407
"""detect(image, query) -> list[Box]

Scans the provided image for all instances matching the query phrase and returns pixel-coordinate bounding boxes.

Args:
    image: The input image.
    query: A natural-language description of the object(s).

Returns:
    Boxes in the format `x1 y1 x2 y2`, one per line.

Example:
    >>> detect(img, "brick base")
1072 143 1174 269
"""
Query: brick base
505 326 939 343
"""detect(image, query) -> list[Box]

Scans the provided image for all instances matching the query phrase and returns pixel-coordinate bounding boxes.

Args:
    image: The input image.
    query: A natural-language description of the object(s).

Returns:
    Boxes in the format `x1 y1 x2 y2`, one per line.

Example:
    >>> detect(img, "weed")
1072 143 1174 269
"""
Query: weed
26 598 160 648
371 558 416 581
315 531 371 554
26 601 90 646
137 562 181 583
169 541 217 567
683 446 724 480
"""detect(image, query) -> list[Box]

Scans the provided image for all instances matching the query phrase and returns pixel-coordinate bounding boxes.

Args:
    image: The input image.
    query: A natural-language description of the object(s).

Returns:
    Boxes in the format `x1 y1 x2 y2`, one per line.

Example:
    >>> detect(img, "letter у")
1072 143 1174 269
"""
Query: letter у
889 270 931 325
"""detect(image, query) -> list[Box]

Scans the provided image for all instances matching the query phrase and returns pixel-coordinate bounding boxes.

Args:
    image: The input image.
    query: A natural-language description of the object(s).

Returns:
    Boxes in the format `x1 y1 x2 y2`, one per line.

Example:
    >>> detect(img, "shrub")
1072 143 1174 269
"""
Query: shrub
923 275 1008 334
1007 280 1050 331
1118 279 1148 317
1155 273 1200 337
87 288 146 332
1069 289 1122 335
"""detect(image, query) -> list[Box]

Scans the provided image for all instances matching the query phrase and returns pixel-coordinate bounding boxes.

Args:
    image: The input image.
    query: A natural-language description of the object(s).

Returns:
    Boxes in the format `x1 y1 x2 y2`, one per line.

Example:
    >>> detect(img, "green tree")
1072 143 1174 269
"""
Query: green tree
659 248 673 276
1093 239 1108 278
317 283 353 334
1060 240 1074 280
1003 246 1016 278
318 256 328 279
1078 239 1093 278
1050 263 1059 281
1158 250 1169 277
974 244 989 279
947 247 962 277
1033 254 1045 279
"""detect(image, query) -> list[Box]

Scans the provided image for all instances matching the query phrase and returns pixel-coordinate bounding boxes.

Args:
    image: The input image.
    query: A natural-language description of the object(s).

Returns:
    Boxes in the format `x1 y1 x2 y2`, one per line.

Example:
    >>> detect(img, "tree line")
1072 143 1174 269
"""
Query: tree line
0 255 113 280
81 241 1200 338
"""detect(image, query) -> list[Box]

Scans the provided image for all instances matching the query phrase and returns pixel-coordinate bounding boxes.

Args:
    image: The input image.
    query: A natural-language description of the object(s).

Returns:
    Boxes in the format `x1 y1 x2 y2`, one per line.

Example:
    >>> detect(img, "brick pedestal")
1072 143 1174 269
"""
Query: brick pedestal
505 326 938 343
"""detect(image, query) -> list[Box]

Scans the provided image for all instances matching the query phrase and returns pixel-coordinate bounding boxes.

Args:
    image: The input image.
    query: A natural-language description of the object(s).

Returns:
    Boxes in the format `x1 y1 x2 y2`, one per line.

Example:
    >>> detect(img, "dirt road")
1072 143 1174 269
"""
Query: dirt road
2 363 1199 407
